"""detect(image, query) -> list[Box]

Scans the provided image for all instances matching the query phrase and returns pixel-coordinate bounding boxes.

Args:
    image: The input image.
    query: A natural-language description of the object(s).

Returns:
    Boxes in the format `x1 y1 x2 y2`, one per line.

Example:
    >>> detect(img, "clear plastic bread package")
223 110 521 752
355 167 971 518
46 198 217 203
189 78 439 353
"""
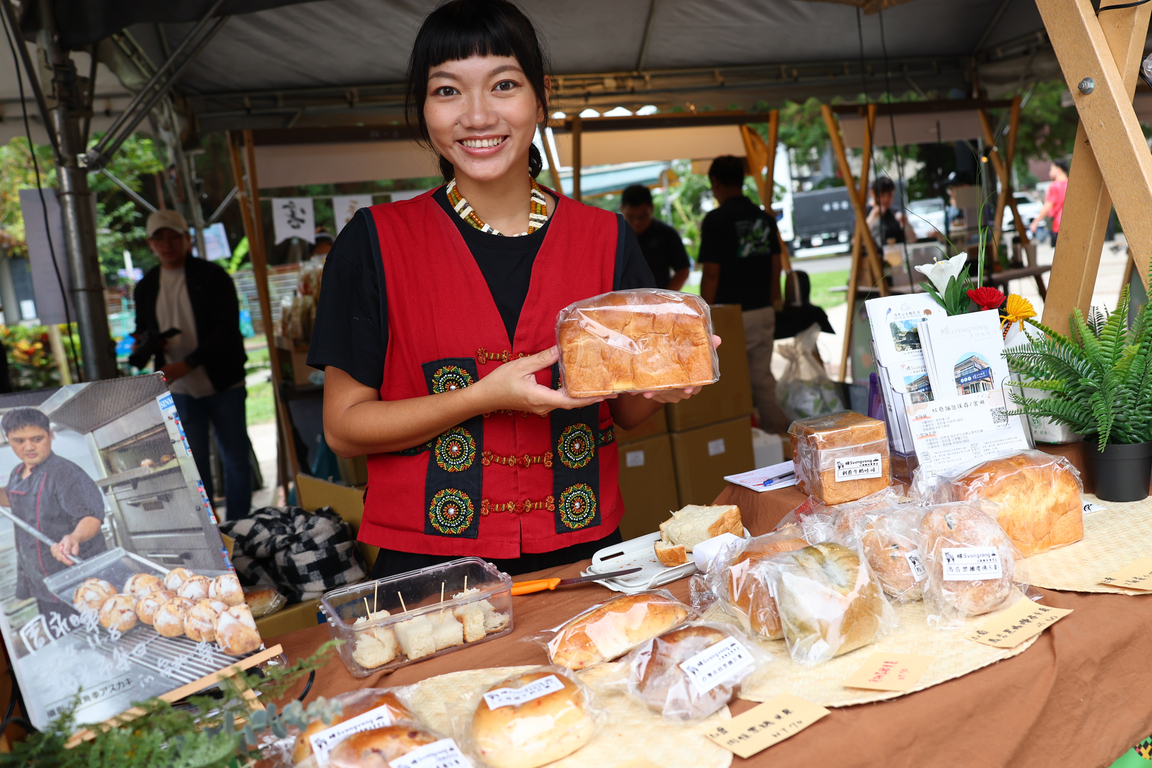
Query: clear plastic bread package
854 504 928 604
767 541 898 665
708 528 808 640
545 590 692 670
556 289 719 397
466 667 600 768
327 723 473 768
795 486 907 547
321 557 512 677
930 450 1084 558
290 687 416 767
919 502 1019 629
789 412 891 505
626 622 770 721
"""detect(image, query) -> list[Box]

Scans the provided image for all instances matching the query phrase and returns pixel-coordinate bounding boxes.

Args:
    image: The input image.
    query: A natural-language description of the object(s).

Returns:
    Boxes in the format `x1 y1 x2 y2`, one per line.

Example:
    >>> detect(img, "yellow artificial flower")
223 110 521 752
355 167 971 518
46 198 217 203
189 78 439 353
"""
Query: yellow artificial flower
1002 294 1036 330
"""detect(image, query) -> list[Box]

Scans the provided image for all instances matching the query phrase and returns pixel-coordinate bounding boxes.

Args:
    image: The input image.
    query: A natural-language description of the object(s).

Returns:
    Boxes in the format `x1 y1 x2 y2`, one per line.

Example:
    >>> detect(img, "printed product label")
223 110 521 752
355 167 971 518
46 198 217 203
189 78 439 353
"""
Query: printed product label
388 739 469 768
679 636 755 695
482 674 564 709
834 454 883 482
904 549 927 582
309 704 398 766
707 439 727 456
941 547 1003 581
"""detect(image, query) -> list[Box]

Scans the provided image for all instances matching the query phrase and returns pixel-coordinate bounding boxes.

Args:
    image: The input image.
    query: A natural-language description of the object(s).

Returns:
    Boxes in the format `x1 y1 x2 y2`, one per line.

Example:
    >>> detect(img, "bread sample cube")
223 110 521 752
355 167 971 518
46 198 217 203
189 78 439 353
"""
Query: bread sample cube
352 613 399 669
393 615 436 660
429 612 464 650
789 412 891 505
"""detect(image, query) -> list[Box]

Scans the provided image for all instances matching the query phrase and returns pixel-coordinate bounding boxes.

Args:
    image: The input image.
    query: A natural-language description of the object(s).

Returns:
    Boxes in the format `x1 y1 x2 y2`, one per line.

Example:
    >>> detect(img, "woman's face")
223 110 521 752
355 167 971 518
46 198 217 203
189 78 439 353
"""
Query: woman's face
425 54 544 184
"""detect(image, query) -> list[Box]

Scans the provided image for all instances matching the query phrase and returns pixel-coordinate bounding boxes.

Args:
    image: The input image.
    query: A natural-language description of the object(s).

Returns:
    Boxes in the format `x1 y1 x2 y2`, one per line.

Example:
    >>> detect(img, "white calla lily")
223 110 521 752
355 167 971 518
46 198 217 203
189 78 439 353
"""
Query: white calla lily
914 252 969 295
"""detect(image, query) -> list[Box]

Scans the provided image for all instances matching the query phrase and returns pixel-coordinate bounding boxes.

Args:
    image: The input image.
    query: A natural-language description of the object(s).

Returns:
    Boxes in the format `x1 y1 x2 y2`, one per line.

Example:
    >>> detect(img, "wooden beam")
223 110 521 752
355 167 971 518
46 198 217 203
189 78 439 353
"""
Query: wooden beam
1037 0 1152 333
978 108 1009 266
541 127 563 194
764 111 793 276
840 228 865 382
571 115 582 202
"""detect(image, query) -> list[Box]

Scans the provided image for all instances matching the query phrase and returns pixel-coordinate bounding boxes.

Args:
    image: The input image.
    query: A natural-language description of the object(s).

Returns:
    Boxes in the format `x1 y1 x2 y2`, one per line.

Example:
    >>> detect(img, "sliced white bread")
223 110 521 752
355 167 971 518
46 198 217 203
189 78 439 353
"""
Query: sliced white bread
653 504 743 566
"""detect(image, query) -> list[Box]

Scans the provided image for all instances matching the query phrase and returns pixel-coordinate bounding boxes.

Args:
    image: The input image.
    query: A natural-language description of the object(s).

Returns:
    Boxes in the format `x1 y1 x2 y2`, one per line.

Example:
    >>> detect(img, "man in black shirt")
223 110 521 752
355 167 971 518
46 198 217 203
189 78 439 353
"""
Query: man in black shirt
620 185 691 291
699 156 790 433
865 176 915 249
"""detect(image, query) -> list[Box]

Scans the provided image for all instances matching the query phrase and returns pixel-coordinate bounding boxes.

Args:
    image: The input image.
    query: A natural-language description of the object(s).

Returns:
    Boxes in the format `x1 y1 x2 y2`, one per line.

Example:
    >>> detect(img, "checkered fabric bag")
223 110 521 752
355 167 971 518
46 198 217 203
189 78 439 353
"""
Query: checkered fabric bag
221 505 366 603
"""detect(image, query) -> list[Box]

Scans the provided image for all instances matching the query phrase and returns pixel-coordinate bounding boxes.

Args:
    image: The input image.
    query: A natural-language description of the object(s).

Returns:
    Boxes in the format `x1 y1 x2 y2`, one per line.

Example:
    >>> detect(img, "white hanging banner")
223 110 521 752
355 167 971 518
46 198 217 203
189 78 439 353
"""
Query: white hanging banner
332 195 372 233
271 197 315 244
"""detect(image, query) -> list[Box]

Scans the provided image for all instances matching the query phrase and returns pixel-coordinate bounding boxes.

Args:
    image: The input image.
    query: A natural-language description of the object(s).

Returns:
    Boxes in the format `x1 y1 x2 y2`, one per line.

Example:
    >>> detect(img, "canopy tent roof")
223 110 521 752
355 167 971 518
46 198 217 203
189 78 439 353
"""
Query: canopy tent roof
5 0 1078 139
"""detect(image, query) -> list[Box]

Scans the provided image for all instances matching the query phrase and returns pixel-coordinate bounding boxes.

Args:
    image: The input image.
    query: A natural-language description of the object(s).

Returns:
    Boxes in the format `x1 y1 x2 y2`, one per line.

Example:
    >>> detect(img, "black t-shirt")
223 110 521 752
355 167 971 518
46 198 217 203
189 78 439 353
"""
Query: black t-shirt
308 187 656 389
697 196 781 311
635 218 690 289
866 205 907 245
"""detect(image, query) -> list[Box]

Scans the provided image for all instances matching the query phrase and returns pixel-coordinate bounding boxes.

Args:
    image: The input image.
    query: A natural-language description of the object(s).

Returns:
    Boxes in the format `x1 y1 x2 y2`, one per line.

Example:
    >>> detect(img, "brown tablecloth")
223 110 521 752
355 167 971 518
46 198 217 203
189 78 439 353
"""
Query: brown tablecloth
272 483 1152 768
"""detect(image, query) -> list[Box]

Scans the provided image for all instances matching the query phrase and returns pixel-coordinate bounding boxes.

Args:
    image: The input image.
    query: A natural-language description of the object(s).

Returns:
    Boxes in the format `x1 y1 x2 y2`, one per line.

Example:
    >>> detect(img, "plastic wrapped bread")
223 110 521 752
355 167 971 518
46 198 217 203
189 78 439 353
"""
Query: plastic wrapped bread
546 591 691 670
293 688 415 765
710 527 808 639
788 412 891 504
556 289 718 397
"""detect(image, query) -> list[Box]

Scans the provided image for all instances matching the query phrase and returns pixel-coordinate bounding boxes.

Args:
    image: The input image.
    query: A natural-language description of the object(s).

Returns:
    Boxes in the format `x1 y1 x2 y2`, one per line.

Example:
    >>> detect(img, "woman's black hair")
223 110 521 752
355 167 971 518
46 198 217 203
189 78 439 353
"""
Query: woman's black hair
405 0 550 183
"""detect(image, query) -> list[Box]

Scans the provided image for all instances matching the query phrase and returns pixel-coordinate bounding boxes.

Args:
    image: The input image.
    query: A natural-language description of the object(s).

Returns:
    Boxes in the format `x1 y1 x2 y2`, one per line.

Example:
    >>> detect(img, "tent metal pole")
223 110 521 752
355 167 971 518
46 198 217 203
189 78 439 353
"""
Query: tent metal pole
208 186 238 224
572 116 583 201
0 0 62 163
35 0 117 380
100 168 157 213
541 127 563 194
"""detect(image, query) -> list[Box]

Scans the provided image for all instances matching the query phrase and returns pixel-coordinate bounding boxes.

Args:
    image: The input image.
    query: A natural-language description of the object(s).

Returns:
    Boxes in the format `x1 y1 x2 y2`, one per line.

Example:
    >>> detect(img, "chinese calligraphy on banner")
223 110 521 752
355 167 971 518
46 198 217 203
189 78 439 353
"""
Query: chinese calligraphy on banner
271 197 315 244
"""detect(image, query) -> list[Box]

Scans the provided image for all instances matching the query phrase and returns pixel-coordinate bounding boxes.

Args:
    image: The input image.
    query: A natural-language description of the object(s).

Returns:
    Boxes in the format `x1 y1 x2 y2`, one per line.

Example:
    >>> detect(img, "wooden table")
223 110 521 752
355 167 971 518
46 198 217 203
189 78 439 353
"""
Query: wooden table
271 482 1152 768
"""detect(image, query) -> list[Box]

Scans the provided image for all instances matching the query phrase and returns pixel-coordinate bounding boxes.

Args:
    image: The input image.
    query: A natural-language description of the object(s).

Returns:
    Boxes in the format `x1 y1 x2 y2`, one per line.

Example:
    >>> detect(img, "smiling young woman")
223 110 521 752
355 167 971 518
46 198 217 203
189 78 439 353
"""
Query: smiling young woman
308 0 706 579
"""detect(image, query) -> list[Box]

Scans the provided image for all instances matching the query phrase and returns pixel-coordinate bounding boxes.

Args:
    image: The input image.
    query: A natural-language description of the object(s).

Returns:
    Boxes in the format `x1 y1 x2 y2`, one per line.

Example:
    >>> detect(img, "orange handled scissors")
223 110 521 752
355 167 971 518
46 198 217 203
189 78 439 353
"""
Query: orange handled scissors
511 567 642 595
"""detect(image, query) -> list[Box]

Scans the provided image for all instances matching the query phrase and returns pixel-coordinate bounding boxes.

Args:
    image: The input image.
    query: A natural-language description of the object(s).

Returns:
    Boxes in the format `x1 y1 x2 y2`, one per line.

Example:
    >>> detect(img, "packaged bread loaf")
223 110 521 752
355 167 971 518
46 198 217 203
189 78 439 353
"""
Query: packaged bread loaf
711 529 808 639
854 504 927 603
794 486 905 546
293 688 415 766
943 451 1083 557
627 622 767 721
771 542 895 665
789 412 891 504
470 669 597 768
920 503 1017 626
556 289 718 397
546 591 691 670
327 725 462 768
654 504 743 567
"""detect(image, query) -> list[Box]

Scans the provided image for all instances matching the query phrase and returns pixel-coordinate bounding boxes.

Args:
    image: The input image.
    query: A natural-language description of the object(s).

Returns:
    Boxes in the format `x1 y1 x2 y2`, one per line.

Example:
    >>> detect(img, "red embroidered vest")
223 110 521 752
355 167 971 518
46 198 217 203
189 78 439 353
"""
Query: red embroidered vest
361 190 623 558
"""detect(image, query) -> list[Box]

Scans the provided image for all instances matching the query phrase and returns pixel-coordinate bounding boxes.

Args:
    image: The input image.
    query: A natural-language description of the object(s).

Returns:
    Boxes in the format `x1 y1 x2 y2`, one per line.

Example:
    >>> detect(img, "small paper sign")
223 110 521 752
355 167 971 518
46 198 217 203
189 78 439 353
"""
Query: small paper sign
482 675 564 709
704 694 829 758
844 652 933 691
834 454 883 482
967 600 1073 648
941 547 1003 581
1084 501 1107 515
679 636 755 695
904 549 927 582
1100 556 1152 590
309 703 398 766
388 739 469 768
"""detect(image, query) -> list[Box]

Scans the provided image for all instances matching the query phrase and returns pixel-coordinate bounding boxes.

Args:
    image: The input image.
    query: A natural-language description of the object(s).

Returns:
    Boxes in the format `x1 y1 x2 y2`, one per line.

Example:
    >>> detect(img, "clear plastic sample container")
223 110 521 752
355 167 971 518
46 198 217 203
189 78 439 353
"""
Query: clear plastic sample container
321 557 514 677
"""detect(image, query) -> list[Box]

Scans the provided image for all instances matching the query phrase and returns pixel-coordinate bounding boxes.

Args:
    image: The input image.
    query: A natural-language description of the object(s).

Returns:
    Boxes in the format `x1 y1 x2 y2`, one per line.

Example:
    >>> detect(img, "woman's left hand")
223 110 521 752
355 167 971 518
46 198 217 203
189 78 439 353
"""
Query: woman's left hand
640 333 722 403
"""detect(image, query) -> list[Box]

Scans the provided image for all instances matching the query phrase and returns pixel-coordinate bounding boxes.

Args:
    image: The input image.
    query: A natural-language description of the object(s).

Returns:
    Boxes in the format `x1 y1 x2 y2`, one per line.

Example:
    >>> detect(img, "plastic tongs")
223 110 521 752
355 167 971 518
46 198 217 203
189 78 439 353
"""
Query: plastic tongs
511 567 642 595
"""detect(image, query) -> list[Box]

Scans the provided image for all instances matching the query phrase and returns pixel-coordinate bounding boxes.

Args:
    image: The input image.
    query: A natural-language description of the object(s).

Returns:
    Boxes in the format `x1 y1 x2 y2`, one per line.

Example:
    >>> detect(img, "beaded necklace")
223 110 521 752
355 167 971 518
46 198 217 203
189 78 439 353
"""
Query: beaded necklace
445 177 548 237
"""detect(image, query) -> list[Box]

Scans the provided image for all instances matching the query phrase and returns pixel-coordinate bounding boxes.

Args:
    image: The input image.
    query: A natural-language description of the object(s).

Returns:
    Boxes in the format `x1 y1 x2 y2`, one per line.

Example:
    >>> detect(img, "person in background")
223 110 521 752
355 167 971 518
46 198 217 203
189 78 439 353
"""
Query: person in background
699 155 790 433
133 210 253 520
620 184 691 291
866 176 916 247
312 228 334 258
0 408 105 619
1029 159 1069 248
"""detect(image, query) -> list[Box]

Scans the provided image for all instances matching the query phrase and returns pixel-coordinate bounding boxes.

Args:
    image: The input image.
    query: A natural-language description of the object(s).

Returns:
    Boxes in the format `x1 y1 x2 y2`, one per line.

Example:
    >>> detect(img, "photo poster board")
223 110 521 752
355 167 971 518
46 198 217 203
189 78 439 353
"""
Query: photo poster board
0 374 267 731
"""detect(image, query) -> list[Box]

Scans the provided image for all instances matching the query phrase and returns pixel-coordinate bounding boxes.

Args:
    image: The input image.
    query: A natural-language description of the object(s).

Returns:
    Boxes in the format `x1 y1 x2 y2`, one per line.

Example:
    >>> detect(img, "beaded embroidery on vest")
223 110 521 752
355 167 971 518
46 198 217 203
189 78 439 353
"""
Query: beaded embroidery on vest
445 178 548 236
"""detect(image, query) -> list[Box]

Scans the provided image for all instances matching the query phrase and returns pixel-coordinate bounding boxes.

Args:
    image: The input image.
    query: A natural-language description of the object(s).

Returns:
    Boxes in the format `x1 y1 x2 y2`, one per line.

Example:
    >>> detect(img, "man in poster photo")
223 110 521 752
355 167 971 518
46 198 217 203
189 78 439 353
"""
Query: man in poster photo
0 408 106 618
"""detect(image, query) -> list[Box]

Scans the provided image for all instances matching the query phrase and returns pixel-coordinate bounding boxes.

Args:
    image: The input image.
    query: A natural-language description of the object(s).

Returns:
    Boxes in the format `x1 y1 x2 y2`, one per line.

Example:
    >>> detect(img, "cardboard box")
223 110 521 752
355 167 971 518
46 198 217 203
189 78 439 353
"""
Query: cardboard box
615 408 668 445
255 598 322 638
296 474 377 572
616 434 681 540
665 303 753 432
275 335 321 387
670 415 755 506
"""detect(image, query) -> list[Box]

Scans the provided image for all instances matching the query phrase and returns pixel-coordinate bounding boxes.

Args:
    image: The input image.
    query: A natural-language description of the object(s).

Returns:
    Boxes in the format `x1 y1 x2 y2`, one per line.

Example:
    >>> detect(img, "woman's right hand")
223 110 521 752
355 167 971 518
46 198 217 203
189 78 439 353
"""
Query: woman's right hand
472 346 609 417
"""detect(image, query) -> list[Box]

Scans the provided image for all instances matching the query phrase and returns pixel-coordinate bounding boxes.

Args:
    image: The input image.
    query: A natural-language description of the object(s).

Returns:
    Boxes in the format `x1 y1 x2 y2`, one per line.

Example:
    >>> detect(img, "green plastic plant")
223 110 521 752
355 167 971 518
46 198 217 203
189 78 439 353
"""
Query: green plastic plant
1003 271 1152 451
1 642 342 768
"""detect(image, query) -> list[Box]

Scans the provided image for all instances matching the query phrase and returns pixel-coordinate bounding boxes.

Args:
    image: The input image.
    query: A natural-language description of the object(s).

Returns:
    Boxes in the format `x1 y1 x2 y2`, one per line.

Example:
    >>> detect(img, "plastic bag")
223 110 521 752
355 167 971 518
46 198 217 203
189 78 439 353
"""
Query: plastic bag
626 622 770 721
766 541 898 665
854 504 927 603
328 724 472 768
914 450 1083 558
464 667 600 768
556 289 719 397
706 528 808 640
788 412 892 505
290 688 416 767
919 502 1020 629
242 586 287 618
777 324 845 422
544 590 692 670
795 487 907 547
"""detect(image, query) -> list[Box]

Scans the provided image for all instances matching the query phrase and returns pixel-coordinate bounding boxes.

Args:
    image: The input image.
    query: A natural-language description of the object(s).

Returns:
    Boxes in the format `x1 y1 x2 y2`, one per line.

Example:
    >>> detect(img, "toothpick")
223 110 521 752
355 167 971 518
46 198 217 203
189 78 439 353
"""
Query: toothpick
397 592 407 613
439 582 445 620
464 575 468 593
364 597 372 620
374 582 379 614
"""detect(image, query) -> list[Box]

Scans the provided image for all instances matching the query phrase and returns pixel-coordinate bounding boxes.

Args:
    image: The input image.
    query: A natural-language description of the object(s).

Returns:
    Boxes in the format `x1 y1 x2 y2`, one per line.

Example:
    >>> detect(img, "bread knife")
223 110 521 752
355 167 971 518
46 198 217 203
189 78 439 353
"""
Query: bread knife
511 567 642 595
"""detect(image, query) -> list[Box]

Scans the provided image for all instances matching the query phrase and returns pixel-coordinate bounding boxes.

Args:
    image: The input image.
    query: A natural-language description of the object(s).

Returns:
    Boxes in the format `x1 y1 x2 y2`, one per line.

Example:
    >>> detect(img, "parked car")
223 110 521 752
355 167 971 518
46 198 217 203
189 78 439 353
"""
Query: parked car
1003 193 1044 230
906 198 947 240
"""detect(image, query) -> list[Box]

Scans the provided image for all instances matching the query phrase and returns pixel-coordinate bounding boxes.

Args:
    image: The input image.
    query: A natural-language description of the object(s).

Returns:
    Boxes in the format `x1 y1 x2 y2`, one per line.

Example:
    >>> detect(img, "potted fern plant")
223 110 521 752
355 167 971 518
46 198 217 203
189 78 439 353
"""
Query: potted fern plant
1003 279 1152 501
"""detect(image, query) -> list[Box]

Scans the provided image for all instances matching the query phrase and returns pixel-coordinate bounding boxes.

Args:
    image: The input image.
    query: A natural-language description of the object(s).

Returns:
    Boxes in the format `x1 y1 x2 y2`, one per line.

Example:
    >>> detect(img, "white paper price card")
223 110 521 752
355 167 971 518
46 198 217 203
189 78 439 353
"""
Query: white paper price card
941 547 1003 581
388 738 469 768
309 703 398 766
904 549 927 582
678 636 756 695
482 674 564 709
967 600 1073 648
834 454 883 482
704 693 829 759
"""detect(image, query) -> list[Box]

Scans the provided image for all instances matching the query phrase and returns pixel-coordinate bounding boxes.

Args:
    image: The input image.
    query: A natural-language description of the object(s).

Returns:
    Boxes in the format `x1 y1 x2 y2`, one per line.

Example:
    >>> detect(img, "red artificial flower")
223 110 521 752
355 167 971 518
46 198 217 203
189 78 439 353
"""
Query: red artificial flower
967 286 1006 312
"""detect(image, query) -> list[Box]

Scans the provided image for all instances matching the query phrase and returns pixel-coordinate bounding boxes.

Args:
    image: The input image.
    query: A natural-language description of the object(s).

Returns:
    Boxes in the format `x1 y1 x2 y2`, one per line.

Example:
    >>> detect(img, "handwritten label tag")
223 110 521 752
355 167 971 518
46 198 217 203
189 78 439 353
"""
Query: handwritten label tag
309 703 397 766
388 738 468 768
844 652 933 691
482 674 564 709
834 454 882 482
704 694 829 758
679 636 755 695
967 600 1073 648
1101 556 1152 590
941 547 1003 581
904 549 927 582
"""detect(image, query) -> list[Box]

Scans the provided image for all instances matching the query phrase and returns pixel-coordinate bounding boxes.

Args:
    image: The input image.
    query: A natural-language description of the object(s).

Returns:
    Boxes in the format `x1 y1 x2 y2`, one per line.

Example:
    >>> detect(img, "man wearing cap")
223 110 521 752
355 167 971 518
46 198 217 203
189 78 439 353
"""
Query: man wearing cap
133 210 252 519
